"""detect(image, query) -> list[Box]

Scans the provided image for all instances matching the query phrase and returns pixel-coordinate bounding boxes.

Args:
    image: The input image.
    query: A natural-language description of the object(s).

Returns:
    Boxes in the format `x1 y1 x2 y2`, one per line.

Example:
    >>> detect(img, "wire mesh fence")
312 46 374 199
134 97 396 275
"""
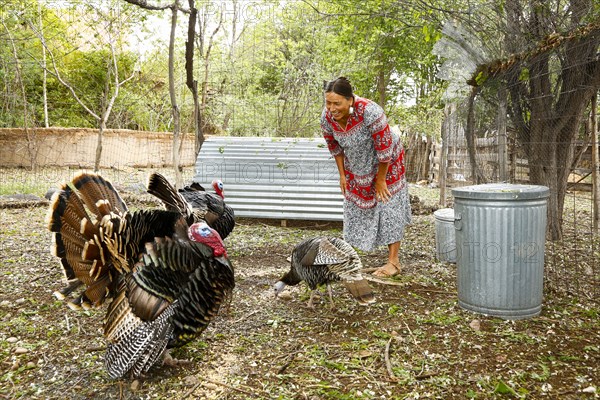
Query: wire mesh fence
432 24 600 304
1 1 599 306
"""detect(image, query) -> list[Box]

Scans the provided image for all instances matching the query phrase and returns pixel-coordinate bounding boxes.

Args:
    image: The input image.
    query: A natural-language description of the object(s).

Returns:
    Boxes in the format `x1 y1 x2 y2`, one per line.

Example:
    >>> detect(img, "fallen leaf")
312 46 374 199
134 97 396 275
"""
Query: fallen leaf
184 375 200 386
14 347 29 354
278 292 292 300
469 319 481 331
358 350 373 359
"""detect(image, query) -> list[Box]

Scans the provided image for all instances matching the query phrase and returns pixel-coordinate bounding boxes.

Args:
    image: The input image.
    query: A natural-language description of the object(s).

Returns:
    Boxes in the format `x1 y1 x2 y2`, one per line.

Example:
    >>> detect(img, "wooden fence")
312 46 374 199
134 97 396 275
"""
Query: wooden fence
426 136 595 190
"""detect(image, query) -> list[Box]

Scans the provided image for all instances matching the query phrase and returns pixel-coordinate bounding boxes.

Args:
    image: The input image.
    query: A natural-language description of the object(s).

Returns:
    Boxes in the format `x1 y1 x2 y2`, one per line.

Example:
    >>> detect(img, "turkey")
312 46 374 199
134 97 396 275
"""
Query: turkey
273 237 375 308
47 172 235 379
147 174 235 240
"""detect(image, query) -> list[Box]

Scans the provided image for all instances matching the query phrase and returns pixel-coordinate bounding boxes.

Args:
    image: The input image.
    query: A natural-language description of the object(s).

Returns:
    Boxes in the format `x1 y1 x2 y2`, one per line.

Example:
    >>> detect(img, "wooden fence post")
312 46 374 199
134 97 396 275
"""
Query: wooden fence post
439 104 452 206
498 86 508 182
591 93 599 233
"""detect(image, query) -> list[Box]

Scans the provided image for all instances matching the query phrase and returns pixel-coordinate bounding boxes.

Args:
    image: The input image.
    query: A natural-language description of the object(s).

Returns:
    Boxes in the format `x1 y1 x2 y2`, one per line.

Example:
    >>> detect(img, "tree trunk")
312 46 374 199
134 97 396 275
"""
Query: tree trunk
94 68 111 173
422 135 432 181
39 2 49 128
465 87 485 184
439 103 454 206
591 94 599 233
2 19 37 172
507 0 600 240
126 0 186 185
95 120 105 172
497 86 508 181
186 0 204 156
169 2 183 188
200 9 222 123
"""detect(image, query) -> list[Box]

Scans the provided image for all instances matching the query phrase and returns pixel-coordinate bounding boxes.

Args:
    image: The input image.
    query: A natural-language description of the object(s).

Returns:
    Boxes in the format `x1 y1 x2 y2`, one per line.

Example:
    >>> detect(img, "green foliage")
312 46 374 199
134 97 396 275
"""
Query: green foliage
1 0 143 129
313 0 446 134
493 380 518 396
387 304 402 315
0 0 448 139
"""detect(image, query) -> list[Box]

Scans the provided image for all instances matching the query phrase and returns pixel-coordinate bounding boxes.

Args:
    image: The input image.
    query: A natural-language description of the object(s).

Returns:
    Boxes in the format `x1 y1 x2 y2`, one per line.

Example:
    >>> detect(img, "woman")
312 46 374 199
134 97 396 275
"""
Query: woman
321 77 411 277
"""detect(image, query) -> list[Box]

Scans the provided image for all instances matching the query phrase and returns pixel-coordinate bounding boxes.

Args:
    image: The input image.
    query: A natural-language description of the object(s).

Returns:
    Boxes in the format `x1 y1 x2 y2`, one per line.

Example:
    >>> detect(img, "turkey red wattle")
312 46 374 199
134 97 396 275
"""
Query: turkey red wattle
188 222 227 257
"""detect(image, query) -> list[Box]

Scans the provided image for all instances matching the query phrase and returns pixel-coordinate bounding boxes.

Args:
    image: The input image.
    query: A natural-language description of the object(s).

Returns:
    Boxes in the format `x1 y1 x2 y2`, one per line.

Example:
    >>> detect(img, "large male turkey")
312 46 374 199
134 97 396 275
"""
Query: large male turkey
47 172 235 379
147 174 235 240
274 237 375 308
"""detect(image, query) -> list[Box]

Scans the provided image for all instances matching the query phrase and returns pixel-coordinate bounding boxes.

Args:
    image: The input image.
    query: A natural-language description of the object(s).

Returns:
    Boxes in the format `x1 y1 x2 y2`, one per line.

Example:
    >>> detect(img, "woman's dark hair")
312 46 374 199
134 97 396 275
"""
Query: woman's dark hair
323 77 353 98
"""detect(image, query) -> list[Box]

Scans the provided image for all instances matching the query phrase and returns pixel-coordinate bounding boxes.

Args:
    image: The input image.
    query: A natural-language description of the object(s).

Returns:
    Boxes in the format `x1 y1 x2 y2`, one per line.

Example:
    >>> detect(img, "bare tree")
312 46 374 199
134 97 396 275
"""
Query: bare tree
38 2 49 128
196 2 223 141
29 3 136 171
184 0 224 156
124 0 191 187
439 0 600 239
185 0 201 155
502 0 600 240
591 94 599 233
1 16 37 171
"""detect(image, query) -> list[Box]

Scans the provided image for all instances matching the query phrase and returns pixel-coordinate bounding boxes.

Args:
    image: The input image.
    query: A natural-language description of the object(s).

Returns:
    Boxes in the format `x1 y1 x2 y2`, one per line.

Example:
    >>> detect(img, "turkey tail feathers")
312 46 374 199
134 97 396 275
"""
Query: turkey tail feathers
147 173 192 219
47 172 126 309
104 298 177 379
343 279 376 305
179 182 205 192
71 173 128 216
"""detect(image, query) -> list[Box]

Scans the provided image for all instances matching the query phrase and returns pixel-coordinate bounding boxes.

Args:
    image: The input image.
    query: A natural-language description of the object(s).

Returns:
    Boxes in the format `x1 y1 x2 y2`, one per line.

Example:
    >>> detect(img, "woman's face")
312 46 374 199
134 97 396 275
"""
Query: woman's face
325 92 352 121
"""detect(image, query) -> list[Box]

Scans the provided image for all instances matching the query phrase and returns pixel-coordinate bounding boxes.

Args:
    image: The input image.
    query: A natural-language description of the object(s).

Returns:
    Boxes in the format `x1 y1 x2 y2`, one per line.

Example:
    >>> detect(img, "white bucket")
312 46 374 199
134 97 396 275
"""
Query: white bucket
434 208 456 263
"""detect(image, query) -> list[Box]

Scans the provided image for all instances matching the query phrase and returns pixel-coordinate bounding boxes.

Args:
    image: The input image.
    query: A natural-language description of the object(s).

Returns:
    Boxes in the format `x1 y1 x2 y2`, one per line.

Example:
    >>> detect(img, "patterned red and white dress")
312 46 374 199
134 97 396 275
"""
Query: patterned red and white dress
321 96 412 251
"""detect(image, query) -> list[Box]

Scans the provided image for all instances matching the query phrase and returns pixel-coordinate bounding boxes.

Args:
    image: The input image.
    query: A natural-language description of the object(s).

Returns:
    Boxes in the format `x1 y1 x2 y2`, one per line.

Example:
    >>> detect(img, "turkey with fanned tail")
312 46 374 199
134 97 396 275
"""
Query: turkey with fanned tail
274 237 375 309
46 172 235 379
147 173 235 240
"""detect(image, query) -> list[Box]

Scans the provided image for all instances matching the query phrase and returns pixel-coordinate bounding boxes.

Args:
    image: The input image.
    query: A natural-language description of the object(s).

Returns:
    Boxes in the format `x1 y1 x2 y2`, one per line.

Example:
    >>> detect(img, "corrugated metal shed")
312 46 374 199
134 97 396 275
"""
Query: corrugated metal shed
192 136 344 221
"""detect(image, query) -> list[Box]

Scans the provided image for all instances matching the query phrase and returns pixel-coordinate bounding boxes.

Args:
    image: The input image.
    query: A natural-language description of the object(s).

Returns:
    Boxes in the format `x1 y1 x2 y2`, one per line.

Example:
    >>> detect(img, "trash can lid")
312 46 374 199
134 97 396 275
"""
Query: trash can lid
433 208 455 221
451 183 550 200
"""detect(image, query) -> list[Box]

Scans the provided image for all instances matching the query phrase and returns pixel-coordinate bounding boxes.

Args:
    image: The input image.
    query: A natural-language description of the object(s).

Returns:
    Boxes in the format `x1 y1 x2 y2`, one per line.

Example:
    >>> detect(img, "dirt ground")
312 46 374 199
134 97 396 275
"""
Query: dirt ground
0 186 598 399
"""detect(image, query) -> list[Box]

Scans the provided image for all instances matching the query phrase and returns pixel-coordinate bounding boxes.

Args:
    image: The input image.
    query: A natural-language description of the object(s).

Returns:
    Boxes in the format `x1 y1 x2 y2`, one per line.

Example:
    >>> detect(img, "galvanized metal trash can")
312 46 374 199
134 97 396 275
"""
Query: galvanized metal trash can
451 183 549 320
434 208 456 263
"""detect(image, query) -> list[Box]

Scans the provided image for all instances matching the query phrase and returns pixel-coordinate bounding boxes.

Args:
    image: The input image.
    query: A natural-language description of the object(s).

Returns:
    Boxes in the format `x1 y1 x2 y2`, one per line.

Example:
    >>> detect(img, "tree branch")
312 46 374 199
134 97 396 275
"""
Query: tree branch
35 30 100 121
123 0 190 13
185 1 197 93
102 41 137 123
467 19 600 88
122 0 173 11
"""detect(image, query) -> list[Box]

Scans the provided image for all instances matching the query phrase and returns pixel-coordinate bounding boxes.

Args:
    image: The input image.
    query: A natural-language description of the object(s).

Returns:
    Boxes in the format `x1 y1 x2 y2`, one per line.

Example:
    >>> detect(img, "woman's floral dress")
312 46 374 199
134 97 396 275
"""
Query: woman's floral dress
321 96 412 251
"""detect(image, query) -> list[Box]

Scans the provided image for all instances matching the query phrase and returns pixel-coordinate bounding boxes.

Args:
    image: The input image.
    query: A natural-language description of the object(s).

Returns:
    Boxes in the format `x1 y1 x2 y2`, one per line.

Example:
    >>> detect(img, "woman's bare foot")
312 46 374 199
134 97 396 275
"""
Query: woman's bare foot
372 261 401 277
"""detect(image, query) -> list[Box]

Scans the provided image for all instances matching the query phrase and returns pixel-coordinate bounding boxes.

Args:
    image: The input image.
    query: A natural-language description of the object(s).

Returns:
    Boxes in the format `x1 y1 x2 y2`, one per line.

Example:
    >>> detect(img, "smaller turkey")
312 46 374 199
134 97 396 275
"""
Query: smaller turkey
147 174 235 240
274 237 375 308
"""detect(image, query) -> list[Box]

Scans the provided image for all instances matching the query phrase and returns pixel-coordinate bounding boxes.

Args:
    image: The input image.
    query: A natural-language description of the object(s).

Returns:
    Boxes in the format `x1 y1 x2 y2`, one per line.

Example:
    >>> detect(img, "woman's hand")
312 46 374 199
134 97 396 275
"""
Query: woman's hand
334 154 347 195
375 162 391 203
375 178 390 203
339 174 347 195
